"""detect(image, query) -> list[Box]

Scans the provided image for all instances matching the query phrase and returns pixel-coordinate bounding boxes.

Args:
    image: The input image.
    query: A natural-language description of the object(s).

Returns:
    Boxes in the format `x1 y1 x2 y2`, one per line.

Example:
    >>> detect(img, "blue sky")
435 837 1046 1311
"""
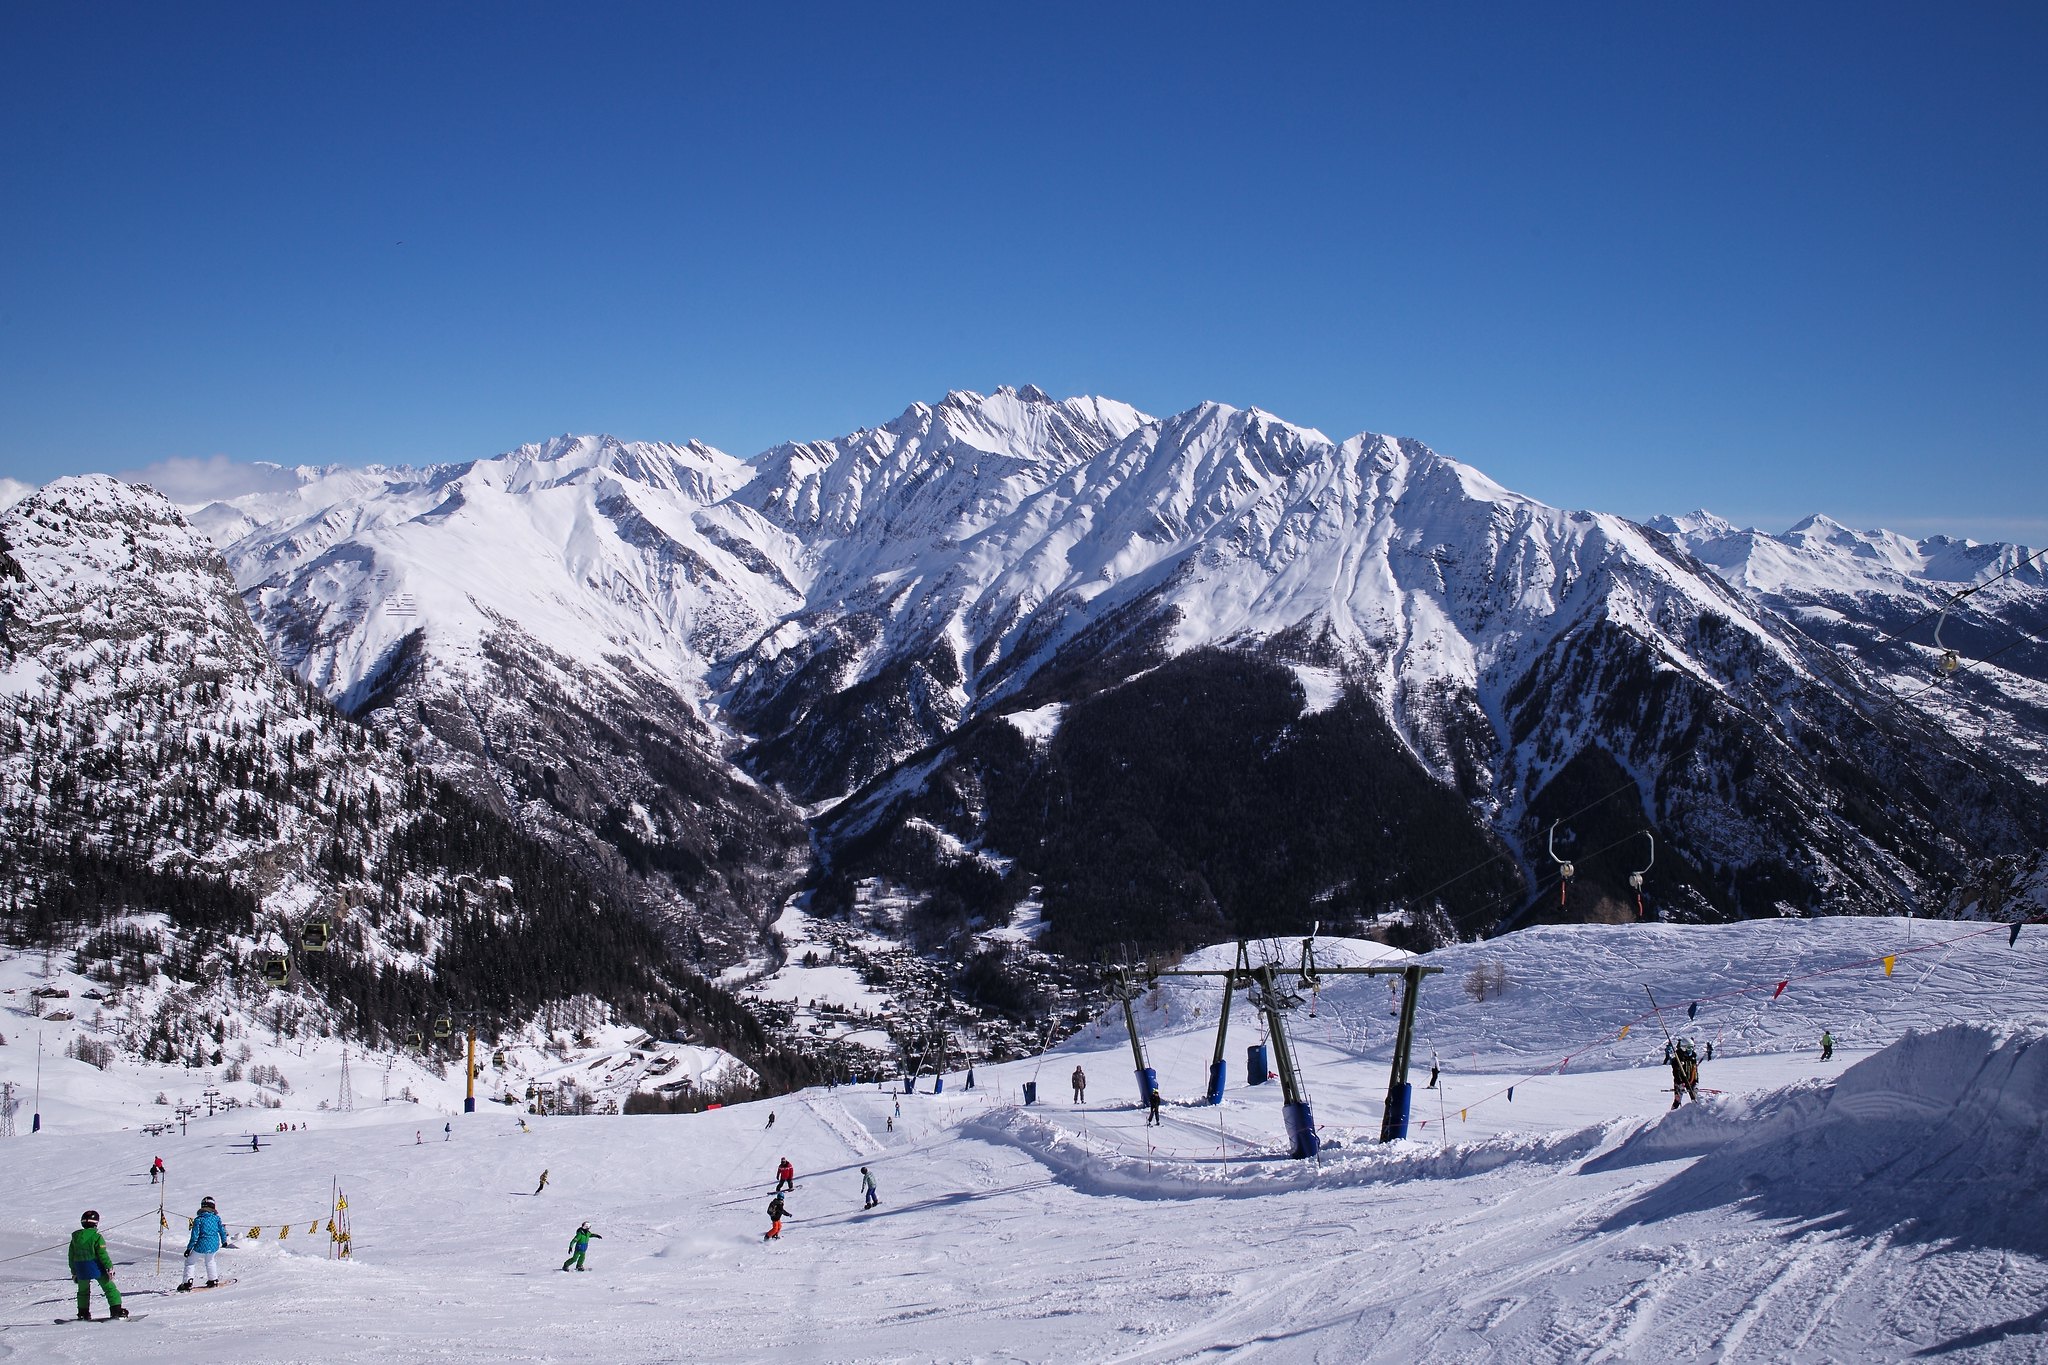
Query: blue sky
3 3 2042 539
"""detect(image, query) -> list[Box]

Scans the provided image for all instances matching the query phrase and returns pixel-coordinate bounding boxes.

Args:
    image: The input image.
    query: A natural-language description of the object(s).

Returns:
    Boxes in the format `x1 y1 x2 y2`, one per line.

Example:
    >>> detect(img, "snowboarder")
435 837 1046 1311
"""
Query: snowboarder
860 1166 878 1209
764 1192 789 1241
68 1210 129 1320
1146 1087 1163 1126
775 1158 795 1193
561 1221 601 1271
535 1169 550 1196
1820 1029 1835 1061
178 1195 227 1291
149 1156 164 1185
1072 1065 1086 1103
1669 1039 1700 1109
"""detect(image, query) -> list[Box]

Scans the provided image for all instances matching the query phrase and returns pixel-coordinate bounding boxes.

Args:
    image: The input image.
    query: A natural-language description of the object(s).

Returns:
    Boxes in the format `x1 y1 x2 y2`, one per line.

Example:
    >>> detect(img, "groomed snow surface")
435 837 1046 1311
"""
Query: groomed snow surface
4 917 2047 1363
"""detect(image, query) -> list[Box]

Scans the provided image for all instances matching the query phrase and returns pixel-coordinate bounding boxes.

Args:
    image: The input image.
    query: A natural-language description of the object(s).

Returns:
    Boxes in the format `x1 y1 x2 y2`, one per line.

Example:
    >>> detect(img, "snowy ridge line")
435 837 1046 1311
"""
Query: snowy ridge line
963 1108 1619 1199
1450 918 2026 1118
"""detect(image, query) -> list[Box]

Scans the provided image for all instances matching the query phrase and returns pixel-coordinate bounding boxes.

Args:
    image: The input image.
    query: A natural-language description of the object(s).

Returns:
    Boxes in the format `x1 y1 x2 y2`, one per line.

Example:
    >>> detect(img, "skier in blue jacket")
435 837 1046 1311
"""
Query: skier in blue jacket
178 1196 228 1290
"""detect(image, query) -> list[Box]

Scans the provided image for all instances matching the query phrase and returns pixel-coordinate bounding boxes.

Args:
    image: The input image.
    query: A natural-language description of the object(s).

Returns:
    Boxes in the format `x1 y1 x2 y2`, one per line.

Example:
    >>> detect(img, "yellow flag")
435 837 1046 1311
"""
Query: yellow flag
278 1224 289 1240
309 1221 319 1234
1883 955 1896 977
1618 1025 1630 1040
246 1227 261 1240
1461 1109 1468 1121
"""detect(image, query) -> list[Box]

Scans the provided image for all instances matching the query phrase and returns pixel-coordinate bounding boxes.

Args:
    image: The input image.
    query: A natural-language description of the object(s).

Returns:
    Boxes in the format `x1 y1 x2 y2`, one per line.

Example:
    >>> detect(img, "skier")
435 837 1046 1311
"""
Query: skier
150 1156 164 1185
1146 1087 1163 1127
1705 1041 1715 1062
68 1210 129 1320
1669 1039 1700 1109
560 1221 601 1272
518 1118 530 1133
965 1067 975 1091
860 1166 878 1209
415 1130 422 1145
1820 1029 1835 1061
766 1111 776 1129
1663 1039 1674 1064
535 1169 550 1196
444 1122 451 1142
775 1158 795 1193
764 1192 790 1241
1427 1056 1440 1089
886 1115 894 1132
178 1195 227 1291
249 1134 260 1152
1071 1065 1086 1104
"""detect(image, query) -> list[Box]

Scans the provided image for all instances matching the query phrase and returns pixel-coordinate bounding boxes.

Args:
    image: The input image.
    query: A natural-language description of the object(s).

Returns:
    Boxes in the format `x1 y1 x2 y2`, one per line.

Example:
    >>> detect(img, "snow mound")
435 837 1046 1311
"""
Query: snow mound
968 1107 1614 1200
1593 1020 2048 1254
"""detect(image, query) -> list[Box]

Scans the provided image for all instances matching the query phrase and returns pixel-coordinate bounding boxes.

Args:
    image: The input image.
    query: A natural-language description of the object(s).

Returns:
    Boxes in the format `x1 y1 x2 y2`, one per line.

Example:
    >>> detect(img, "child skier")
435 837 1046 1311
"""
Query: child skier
764 1192 790 1241
775 1158 795 1192
68 1210 129 1320
860 1166 878 1209
178 1195 227 1290
561 1221 601 1271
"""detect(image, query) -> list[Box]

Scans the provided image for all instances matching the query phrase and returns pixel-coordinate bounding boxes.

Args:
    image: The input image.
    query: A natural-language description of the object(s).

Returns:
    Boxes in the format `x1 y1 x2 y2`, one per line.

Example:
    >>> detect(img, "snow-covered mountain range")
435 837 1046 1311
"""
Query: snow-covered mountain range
170 387 2044 973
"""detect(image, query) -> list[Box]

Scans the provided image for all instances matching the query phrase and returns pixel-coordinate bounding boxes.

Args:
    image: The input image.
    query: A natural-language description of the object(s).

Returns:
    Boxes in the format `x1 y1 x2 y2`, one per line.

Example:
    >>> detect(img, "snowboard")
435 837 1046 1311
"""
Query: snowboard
178 1278 239 1293
57 1314 147 1323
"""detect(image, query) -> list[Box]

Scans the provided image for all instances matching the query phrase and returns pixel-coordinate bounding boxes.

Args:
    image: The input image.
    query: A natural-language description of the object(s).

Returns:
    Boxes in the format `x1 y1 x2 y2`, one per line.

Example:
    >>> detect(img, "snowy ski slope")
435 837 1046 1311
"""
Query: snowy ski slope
2 916 2045 1363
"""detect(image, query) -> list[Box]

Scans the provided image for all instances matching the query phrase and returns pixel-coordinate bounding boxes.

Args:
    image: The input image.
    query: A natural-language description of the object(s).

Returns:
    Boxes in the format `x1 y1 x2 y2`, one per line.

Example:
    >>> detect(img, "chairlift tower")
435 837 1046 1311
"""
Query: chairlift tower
1143 929 1444 1158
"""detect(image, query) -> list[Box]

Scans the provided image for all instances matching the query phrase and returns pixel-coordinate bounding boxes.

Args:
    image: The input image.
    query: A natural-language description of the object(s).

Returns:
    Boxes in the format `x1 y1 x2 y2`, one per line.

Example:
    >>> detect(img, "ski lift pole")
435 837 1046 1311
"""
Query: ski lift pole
1253 964 1317 1158
1118 981 1156 1107
1206 943 1250 1105
1378 964 1426 1143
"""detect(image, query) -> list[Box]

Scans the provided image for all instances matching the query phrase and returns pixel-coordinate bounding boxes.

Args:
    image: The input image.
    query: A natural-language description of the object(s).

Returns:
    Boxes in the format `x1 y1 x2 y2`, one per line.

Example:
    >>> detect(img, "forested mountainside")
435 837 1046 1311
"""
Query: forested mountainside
0 476 821 1092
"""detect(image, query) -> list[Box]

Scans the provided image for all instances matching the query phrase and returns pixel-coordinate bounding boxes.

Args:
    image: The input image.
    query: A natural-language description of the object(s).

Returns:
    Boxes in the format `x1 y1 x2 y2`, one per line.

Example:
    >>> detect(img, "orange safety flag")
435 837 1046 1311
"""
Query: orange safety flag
1618 1024 1630 1040
1882 955 1896 977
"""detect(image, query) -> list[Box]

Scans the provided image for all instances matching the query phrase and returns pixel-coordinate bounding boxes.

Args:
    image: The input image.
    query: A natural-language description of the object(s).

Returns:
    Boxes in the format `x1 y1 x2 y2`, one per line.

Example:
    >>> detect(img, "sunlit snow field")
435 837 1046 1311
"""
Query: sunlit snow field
3 916 2046 1363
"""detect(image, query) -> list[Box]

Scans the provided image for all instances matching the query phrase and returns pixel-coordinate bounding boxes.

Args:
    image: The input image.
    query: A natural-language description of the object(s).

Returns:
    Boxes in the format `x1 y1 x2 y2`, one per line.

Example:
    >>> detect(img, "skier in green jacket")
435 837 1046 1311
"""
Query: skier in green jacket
561 1221 601 1271
68 1210 129 1320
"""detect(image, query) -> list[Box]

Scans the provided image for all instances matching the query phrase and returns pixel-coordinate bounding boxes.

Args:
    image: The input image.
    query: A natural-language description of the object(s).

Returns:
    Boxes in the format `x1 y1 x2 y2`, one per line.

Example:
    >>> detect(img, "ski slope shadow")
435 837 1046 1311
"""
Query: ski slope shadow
1910 1305 2048 1357
1591 1022 2048 1257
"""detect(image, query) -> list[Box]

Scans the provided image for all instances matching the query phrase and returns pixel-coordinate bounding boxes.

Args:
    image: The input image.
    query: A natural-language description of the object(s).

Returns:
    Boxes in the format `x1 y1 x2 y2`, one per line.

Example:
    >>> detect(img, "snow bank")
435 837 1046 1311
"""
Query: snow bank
1594 1020 2048 1255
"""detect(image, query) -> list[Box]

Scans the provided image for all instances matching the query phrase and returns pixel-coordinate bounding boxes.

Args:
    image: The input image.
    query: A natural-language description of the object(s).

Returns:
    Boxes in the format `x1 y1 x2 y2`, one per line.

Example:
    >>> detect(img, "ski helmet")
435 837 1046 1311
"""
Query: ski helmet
200 1196 217 1210
81 1210 100 1227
